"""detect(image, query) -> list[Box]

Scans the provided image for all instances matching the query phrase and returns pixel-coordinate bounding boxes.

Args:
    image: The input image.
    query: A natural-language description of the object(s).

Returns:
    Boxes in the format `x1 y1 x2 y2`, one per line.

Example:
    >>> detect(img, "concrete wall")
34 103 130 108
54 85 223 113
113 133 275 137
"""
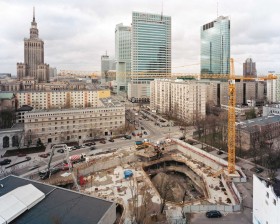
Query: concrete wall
183 204 241 213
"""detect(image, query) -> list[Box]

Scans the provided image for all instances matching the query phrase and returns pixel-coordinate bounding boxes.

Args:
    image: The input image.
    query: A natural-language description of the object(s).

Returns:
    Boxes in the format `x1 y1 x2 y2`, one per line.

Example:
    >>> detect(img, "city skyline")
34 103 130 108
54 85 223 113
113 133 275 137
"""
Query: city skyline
1 0 280 76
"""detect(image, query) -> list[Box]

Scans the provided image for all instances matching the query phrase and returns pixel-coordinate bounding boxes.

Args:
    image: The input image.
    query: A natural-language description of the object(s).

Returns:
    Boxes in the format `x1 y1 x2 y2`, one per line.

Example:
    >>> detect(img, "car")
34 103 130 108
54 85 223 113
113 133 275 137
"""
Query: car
217 150 223 155
0 159 12 166
254 167 264 173
89 146 96 150
25 156 31 161
74 145 81 149
39 153 49 158
121 137 126 140
143 131 148 135
141 127 145 130
99 140 106 144
132 132 136 136
180 127 185 131
57 149 64 153
17 153 27 157
108 139 114 142
179 136 185 140
206 210 222 218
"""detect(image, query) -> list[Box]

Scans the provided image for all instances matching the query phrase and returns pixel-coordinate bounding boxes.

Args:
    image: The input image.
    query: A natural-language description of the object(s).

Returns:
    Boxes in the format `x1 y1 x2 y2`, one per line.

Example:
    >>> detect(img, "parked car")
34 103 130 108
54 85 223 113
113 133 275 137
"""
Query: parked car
26 156 31 161
99 140 106 144
57 149 64 153
132 133 136 136
180 127 185 131
143 131 148 135
217 150 223 155
89 146 96 150
179 136 185 140
206 210 222 218
141 127 145 130
0 159 12 166
74 145 81 149
39 153 49 158
108 139 114 142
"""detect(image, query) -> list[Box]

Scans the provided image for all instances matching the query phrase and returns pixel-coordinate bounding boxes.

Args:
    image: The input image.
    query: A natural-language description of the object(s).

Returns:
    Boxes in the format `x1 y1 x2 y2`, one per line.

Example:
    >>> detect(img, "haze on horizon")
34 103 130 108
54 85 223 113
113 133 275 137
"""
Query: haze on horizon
1 0 280 76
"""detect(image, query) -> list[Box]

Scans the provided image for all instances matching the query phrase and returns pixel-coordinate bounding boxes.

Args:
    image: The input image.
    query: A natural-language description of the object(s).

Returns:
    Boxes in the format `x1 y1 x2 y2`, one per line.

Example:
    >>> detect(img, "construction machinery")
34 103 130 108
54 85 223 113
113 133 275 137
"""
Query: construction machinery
115 59 277 174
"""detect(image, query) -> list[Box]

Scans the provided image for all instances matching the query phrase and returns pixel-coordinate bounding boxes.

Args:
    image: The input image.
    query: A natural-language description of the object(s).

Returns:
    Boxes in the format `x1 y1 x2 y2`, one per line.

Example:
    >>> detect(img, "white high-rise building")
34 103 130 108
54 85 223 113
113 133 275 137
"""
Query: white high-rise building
115 23 131 93
150 79 206 121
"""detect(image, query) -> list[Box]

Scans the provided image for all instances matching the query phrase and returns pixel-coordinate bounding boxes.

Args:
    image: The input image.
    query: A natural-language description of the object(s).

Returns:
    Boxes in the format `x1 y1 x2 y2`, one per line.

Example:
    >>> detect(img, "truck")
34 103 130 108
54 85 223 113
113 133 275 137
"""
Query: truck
69 153 87 164
135 141 143 145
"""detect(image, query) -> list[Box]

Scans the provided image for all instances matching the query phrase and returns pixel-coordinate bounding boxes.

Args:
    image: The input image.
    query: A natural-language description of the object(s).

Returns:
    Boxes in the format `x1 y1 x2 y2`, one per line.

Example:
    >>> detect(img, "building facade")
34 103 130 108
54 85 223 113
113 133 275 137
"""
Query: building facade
23 101 125 145
17 8 49 83
150 79 206 121
253 175 280 224
115 23 131 92
129 11 171 101
243 58 257 77
15 89 110 111
101 54 116 83
201 16 230 75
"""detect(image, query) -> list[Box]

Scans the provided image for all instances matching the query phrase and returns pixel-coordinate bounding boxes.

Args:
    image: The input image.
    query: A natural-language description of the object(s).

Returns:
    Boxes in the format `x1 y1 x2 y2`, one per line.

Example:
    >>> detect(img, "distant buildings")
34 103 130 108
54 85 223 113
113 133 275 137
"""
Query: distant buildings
128 11 171 102
101 54 116 83
150 79 206 121
253 175 280 224
267 73 280 103
17 8 49 83
201 16 230 75
243 58 257 78
115 23 131 92
263 104 280 116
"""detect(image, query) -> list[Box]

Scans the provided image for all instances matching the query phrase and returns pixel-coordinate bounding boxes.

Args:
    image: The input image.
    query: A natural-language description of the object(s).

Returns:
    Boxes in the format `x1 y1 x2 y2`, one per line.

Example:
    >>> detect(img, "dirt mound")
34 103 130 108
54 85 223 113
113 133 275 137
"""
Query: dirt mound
151 172 185 203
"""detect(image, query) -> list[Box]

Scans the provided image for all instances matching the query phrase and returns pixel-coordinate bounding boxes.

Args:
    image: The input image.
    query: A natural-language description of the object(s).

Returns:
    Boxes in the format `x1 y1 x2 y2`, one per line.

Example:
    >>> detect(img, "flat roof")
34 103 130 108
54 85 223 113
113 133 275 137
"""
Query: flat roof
0 175 115 224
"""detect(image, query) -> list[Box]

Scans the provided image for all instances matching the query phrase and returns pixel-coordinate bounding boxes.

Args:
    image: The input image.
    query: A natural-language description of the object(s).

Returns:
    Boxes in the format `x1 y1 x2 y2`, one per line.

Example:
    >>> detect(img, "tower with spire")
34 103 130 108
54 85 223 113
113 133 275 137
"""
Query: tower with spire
17 7 49 84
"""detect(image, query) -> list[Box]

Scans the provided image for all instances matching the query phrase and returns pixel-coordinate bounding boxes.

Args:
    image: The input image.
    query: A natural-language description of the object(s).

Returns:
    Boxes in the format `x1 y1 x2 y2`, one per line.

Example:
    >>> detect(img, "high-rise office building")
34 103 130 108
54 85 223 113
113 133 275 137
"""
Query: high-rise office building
101 54 116 83
115 23 131 92
243 58 257 77
129 11 171 101
201 16 230 75
17 8 49 82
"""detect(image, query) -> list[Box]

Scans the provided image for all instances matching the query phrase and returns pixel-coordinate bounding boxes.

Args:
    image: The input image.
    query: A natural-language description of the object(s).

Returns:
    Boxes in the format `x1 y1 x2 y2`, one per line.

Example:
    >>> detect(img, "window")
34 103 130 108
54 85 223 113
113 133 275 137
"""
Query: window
266 192 269 198
273 199 276 205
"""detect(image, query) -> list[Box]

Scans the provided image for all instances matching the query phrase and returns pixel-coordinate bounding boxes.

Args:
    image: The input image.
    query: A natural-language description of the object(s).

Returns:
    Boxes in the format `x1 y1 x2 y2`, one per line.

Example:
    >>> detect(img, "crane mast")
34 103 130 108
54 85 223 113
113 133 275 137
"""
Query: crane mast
228 58 236 174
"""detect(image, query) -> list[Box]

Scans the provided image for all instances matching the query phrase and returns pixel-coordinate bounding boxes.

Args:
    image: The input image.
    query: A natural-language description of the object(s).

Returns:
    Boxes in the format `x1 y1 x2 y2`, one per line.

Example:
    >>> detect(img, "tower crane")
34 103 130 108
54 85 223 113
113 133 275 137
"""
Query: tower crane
116 59 277 174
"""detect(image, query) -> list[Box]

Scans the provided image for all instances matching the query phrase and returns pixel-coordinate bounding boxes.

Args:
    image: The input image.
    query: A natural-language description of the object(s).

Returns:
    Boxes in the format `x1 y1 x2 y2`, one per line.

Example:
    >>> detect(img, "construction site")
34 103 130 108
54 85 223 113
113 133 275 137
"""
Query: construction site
41 138 246 223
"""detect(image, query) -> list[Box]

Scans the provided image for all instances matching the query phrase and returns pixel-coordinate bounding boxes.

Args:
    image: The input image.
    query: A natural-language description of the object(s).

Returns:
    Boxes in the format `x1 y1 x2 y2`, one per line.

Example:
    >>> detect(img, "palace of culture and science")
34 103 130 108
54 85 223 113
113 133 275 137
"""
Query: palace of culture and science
17 8 49 83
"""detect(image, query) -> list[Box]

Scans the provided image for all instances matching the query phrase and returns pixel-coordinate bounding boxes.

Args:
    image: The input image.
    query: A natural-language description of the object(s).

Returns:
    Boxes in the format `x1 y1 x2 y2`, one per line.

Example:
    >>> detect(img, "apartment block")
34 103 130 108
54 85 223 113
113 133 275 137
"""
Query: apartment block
15 89 110 110
150 79 206 121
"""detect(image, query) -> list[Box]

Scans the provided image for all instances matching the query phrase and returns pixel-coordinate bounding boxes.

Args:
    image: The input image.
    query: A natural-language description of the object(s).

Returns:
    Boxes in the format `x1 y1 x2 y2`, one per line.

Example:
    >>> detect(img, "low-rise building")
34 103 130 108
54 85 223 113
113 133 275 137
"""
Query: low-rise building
253 175 280 224
23 98 125 145
263 104 280 116
236 115 280 150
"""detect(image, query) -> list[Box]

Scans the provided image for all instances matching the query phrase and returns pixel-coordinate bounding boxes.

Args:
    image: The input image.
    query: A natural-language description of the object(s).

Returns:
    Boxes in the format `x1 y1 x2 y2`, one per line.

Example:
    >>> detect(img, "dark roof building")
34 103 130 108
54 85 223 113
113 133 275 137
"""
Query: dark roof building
0 175 116 224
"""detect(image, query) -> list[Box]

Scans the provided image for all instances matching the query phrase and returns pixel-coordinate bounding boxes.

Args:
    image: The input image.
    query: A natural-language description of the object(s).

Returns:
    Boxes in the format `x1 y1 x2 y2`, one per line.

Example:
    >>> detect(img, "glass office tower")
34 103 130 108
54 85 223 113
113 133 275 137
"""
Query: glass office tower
131 11 171 77
201 16 230 75
115 23 131 92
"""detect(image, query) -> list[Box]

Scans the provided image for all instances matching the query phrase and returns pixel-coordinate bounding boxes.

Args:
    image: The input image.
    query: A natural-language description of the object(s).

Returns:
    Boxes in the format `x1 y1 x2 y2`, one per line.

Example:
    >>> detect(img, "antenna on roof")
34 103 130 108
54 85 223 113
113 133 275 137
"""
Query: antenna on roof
161 0 163 21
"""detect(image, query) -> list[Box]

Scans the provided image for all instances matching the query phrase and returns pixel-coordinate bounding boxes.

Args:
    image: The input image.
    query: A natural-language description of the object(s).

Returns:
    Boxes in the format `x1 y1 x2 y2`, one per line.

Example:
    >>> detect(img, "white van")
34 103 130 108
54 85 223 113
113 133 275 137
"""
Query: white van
52 144 68 152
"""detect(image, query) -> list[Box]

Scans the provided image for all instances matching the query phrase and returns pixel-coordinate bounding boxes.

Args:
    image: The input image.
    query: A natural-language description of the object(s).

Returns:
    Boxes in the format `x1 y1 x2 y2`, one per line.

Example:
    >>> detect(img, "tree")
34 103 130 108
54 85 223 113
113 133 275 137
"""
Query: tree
245 108 257 120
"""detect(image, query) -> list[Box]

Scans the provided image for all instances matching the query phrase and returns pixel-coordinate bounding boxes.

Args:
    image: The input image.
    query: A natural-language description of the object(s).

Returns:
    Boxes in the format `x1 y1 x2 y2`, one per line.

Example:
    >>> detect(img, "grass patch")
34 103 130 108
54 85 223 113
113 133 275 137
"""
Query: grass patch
3 145 46 157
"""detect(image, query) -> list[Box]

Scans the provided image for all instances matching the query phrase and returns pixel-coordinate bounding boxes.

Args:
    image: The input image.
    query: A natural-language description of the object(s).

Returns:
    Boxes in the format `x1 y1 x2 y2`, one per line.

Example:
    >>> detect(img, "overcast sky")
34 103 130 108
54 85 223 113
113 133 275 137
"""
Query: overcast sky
1 0 280 76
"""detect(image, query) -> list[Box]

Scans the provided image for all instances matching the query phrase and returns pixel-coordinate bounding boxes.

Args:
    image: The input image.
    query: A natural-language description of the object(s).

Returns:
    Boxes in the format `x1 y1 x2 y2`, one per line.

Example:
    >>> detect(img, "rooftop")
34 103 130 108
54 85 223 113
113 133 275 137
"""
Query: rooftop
0 93 14 100
258 176 280 197
0 175 115 224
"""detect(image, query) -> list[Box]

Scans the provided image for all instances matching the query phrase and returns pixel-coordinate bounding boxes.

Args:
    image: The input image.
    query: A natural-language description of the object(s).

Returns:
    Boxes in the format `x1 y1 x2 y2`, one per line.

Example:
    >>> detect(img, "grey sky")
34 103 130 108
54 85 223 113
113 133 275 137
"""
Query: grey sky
1 0 280 76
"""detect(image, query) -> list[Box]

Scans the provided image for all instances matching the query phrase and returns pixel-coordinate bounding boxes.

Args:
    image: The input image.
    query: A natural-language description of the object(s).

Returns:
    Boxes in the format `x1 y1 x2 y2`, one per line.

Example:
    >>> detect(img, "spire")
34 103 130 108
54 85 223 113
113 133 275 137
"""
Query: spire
33 6 35 22
30 7 38 39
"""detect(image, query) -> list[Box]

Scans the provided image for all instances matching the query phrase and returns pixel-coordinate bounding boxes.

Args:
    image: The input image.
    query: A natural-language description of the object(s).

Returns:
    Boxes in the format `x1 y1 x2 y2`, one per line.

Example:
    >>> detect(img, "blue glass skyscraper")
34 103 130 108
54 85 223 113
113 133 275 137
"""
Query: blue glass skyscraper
201 16 230 75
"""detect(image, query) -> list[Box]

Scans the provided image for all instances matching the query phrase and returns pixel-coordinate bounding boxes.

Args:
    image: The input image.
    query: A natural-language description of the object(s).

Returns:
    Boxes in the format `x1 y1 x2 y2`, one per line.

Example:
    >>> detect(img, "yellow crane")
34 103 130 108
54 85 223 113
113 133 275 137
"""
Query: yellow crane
116 61 277 174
